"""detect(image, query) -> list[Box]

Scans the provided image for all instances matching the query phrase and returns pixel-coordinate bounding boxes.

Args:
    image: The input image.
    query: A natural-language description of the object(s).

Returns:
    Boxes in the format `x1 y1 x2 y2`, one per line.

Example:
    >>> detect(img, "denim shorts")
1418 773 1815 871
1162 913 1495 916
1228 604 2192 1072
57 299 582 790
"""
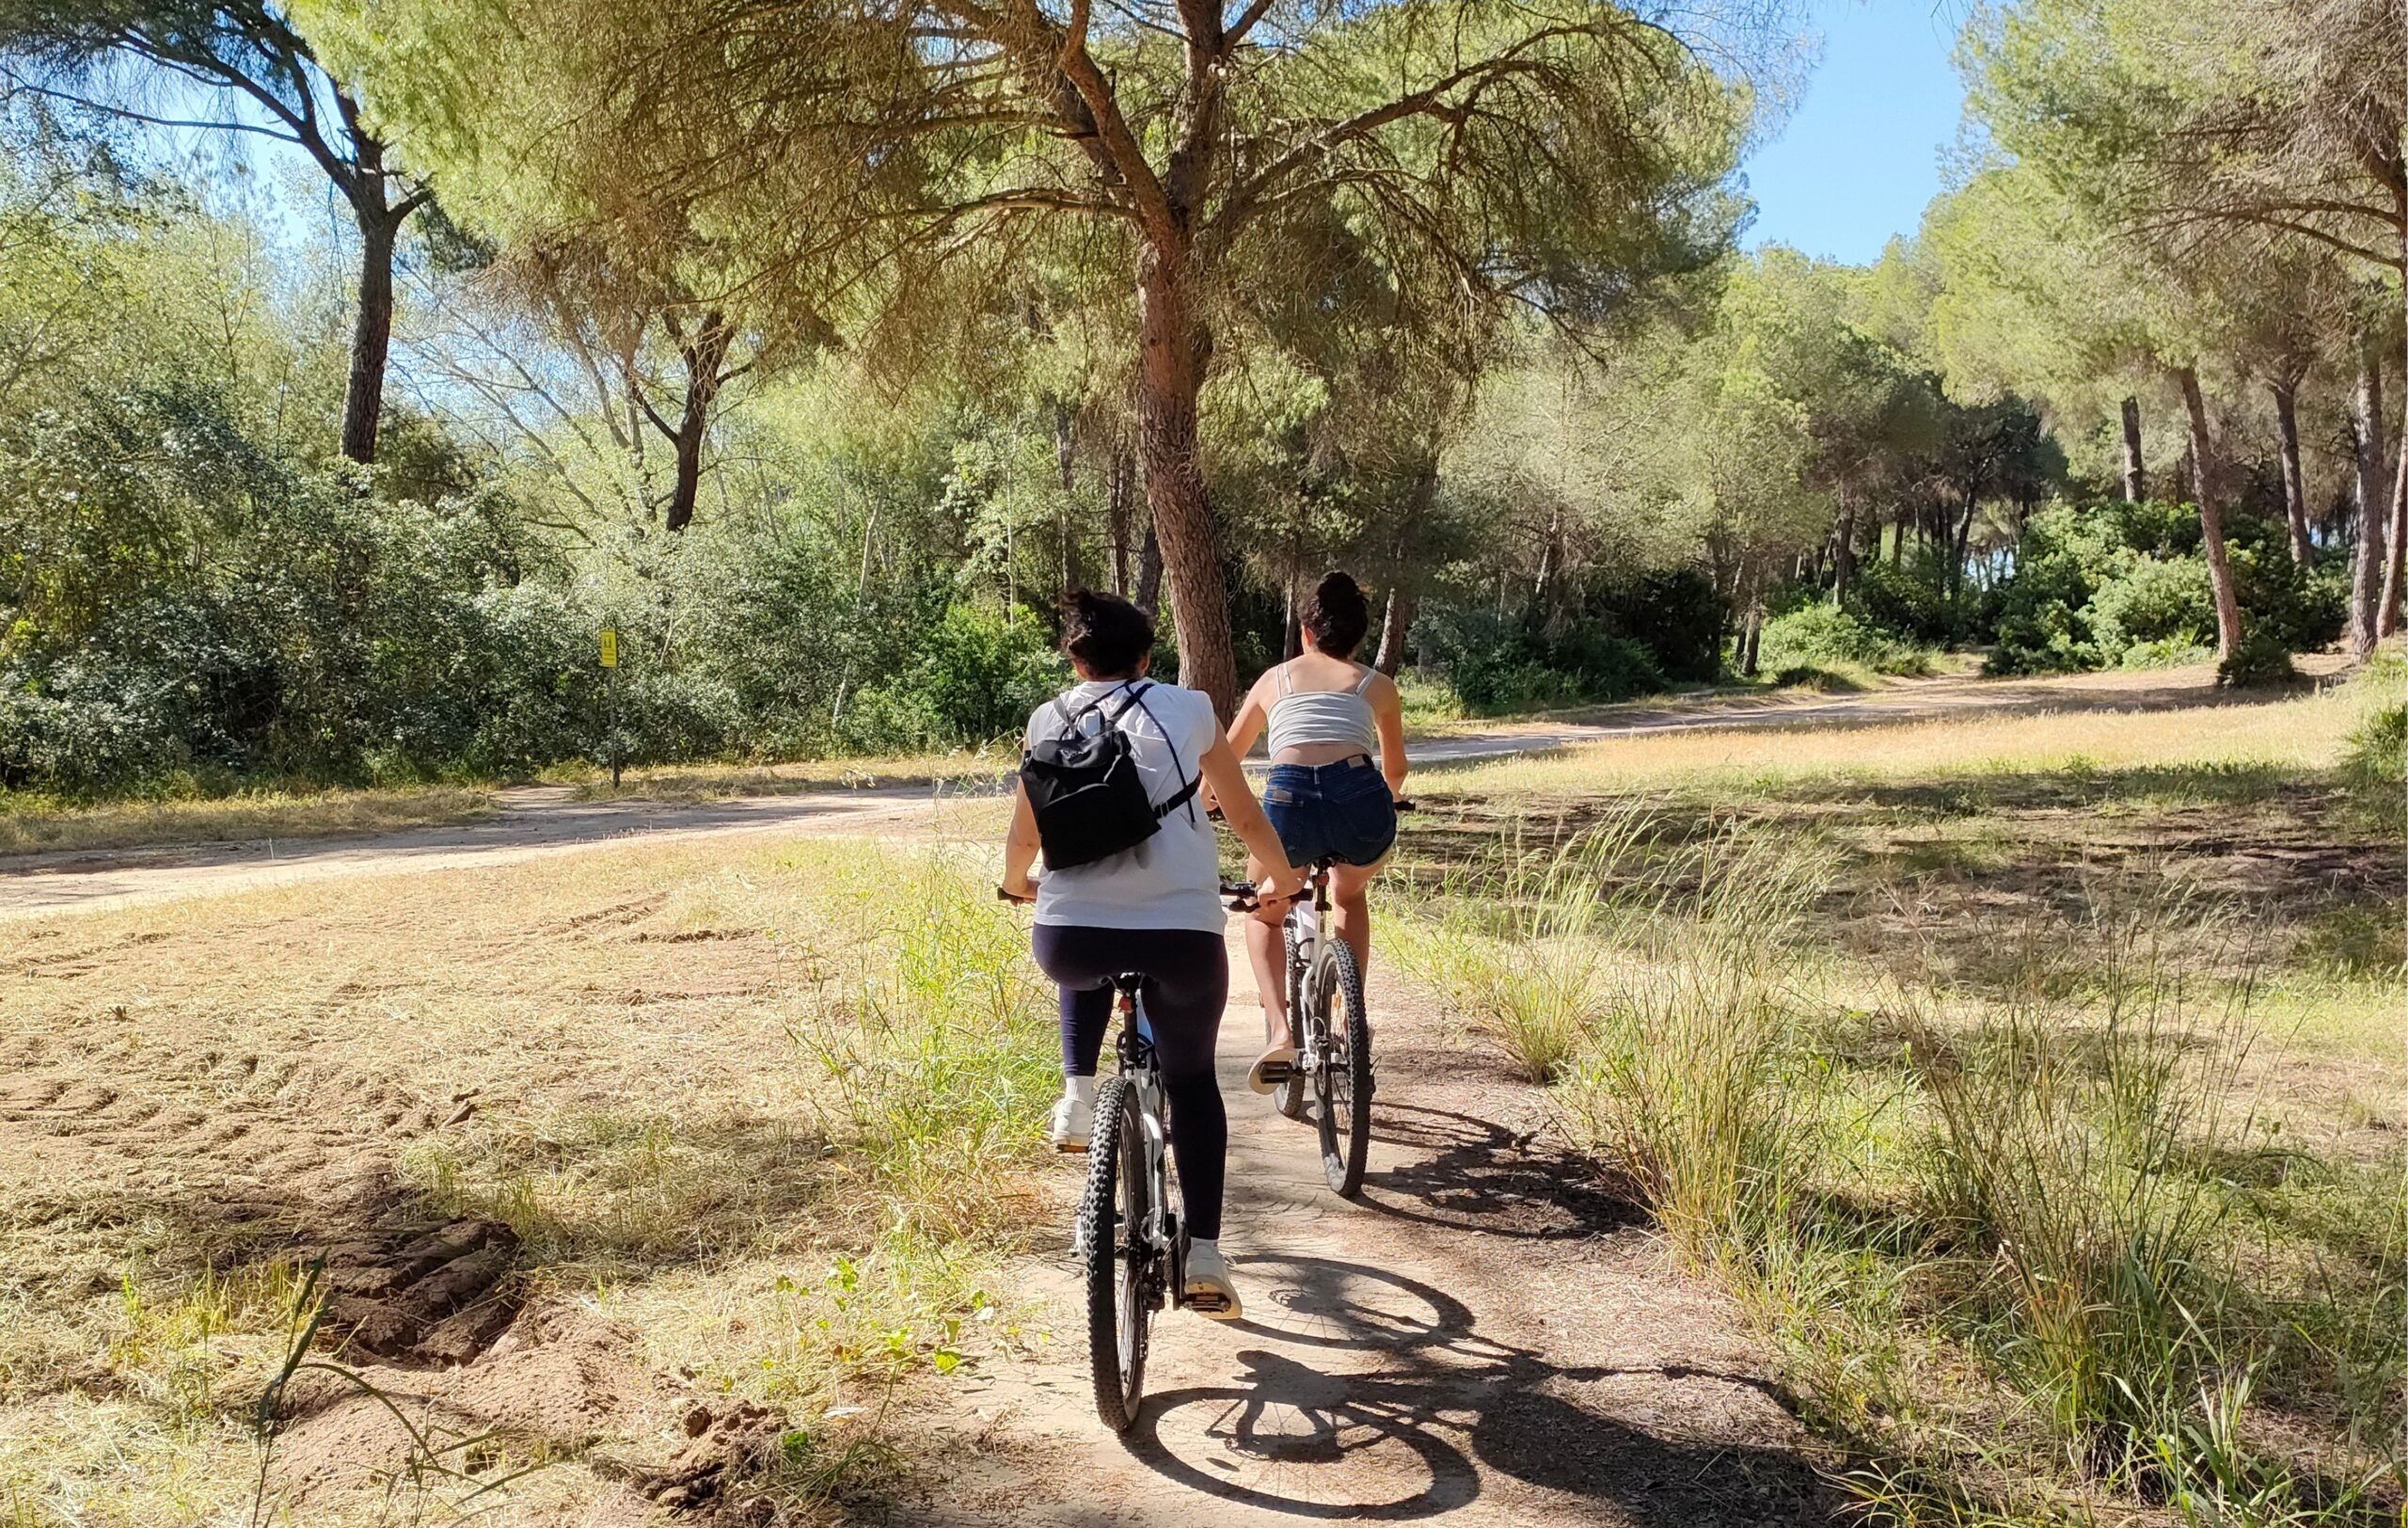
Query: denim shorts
1261 757 1398 868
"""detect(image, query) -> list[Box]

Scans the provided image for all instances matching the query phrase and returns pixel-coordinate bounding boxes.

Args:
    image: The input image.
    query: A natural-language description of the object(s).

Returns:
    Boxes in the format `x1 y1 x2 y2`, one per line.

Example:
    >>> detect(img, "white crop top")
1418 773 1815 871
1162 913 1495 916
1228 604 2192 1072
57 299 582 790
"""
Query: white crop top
1265 661 1378 756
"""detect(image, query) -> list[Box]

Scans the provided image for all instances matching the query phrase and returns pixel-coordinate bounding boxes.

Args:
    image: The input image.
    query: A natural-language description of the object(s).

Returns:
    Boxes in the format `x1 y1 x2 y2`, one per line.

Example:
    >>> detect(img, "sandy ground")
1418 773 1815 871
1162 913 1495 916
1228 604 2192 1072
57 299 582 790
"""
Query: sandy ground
0 660 2327 919
895 936 1837 1527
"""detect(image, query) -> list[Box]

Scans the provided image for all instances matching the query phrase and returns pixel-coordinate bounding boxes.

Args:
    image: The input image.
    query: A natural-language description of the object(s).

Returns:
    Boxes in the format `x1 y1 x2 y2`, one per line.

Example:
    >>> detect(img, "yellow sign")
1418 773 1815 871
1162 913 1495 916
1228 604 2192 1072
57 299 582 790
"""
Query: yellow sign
598 628 619 668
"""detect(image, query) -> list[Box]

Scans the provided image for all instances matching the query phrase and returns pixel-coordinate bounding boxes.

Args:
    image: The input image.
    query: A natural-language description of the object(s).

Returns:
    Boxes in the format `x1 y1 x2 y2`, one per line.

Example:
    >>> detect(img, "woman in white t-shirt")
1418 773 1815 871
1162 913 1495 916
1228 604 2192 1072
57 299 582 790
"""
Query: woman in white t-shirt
1000 591 1303 1320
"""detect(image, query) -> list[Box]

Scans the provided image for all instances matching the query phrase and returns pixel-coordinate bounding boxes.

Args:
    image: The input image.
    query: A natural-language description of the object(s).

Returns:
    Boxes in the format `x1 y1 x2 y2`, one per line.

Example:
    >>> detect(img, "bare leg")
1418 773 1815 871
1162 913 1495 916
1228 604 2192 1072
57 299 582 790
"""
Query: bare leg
1244 852 1291 1049
1328 859 1385 978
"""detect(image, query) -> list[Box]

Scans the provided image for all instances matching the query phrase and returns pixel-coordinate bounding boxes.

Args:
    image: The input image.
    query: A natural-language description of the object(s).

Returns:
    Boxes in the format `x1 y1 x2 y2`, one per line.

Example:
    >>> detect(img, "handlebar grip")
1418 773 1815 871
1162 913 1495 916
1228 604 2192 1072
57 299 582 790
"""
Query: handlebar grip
1392 798 1417 812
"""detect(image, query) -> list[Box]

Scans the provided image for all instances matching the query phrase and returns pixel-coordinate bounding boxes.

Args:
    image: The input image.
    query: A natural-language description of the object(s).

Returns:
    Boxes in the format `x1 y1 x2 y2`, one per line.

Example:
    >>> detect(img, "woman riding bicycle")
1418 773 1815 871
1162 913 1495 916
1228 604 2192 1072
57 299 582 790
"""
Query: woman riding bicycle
1000 589 1304 1319
1223 571 1409 1093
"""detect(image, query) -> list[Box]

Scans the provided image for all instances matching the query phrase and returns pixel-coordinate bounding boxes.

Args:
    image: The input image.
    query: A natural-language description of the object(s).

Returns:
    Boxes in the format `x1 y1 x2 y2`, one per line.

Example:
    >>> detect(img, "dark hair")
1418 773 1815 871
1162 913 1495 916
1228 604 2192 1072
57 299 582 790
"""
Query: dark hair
1301 571 1370 659
1059 588 1154 677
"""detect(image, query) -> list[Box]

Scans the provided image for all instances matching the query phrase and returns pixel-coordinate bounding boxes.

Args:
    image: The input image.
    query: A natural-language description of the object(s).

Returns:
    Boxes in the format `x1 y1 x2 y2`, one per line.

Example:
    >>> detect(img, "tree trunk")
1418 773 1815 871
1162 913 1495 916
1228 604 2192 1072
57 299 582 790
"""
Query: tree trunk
1950 495 1977 594
340 201 403 466
2176 367 2243 661
2384 425 2407 638
1373 587 1416 676
2119 395 2146 503
1830 489 1857 606
1134 524 1163 618
2386 218 2408 638
1053 398 1077 596
1107 446 1134 597
1134 254 1237 717
664 310 733 534
2273 378 2311 565
2350 332 2390 658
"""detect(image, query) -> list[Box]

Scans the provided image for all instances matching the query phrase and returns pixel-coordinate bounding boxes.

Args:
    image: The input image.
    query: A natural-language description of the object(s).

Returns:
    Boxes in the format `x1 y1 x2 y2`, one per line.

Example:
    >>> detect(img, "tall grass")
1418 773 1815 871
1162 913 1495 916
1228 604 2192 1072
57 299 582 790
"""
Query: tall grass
1895 910 2263 1495
1398 811 2406 1525
800 849 1056 1243
1399 810 1832 1247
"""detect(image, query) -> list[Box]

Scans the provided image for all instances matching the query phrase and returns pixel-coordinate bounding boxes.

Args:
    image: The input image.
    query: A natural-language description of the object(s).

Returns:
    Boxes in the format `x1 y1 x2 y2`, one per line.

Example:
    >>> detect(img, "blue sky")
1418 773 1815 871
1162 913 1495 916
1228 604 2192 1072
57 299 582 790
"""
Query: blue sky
1740 0 1971 263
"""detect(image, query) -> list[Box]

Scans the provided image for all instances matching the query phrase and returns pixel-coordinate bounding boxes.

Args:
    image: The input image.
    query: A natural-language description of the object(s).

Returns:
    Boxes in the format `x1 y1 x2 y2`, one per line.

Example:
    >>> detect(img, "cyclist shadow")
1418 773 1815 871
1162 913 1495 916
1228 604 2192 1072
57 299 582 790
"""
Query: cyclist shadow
1357 1102 1648 1243
1120 1253 1833 1523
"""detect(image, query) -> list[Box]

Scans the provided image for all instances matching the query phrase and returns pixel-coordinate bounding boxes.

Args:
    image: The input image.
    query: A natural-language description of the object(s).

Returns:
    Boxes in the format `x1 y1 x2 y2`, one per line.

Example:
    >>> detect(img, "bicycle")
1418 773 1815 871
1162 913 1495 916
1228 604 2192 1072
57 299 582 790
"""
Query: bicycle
1239 799 1411 1201
1003 886 1258 1433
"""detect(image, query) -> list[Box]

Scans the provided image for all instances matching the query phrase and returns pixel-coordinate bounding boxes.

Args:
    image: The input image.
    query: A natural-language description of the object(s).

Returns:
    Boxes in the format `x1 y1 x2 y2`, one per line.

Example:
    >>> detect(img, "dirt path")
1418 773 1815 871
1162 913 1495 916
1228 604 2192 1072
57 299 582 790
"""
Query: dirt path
0 661 2315 919
908 943 1838 1527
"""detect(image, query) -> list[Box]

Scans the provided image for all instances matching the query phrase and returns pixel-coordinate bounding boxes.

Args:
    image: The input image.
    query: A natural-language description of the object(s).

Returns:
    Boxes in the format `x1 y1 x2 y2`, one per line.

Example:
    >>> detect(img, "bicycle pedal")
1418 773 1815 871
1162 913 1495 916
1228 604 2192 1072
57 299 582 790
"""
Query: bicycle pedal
1184 1291 1230 1314
1258 1060 1293 1085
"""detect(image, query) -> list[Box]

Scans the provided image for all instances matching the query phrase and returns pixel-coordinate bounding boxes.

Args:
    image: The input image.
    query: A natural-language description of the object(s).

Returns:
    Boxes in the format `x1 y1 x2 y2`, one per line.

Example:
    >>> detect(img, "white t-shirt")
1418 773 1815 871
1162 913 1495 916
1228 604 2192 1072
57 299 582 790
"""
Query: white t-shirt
1025 679 1224 933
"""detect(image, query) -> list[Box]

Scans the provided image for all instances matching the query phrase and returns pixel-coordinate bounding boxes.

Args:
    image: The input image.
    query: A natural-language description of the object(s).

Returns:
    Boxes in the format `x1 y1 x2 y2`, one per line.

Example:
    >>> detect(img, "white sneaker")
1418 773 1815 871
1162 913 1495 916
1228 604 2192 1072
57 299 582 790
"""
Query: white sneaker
1048 1092 1093 1153
1182 1239 1243 1320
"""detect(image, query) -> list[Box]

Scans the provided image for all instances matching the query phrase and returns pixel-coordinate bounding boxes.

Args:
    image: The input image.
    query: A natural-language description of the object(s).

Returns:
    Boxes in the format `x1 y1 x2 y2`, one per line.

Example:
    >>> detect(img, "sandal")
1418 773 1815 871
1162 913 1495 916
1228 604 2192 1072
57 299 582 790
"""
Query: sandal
1246 1044 1297 1095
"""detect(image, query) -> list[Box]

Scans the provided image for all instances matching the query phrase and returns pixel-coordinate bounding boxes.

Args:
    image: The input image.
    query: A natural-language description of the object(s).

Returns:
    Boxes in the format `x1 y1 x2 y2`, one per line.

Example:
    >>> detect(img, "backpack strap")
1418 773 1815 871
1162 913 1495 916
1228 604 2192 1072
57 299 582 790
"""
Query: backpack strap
1118 683 1201 826
1053 680 1135 739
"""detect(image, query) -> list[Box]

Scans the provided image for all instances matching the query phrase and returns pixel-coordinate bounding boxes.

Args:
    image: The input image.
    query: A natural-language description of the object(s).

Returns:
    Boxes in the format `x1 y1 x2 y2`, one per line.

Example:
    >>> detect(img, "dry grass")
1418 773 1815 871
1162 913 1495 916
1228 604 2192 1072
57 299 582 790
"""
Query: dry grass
1421 682 2368 797
0 812 1052 1523
1391 665 2406 1523
0 785 499 859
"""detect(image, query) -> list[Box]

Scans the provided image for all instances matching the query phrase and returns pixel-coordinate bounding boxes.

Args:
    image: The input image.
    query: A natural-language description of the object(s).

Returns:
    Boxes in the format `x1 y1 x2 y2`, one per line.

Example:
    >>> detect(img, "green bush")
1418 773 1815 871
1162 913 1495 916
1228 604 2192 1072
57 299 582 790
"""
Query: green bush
846 604 1065 749
1422 607 1667 712
1988 500 2344 676
1848 556 1978 645
1755 605 1935 676
1596 567 1725 682
2215 630 2297 690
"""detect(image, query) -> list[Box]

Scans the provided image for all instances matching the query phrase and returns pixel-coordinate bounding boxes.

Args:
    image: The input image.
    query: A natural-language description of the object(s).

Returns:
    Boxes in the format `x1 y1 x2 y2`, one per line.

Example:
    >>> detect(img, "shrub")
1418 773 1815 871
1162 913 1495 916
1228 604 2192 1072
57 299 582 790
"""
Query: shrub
1422 607 1666 713
1596 567 1725 682
1756 605 1935 676
2216 630 2297 690
2085 555 2212 659
1849 556 1972 645
845 604 1064 750
1989 500 2341 676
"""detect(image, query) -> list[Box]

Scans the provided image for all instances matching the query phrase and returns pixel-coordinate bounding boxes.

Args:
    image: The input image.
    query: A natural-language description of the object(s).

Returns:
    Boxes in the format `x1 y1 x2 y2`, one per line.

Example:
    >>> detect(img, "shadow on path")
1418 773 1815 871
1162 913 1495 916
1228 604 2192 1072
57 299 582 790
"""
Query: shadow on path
1119 1253 1834 1524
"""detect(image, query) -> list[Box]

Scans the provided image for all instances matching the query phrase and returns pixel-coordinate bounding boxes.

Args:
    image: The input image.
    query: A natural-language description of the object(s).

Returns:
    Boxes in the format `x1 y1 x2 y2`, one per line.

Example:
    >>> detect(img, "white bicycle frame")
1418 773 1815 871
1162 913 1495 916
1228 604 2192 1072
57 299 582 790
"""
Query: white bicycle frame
1289 878 1339 1075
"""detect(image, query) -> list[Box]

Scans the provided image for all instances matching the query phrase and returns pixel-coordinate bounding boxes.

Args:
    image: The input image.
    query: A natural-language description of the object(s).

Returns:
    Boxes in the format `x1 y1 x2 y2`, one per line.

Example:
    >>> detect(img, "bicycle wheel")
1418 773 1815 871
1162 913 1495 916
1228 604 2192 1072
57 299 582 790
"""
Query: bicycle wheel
1079 1076 1154 1432
1274 917 1308 1122
1312 940 1373 1197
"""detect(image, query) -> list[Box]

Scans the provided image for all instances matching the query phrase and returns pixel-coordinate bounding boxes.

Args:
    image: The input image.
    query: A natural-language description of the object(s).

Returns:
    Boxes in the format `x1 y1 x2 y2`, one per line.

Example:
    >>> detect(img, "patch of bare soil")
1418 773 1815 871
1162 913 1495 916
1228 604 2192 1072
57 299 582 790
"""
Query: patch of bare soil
886 945 1839 1527
0 856 848 1520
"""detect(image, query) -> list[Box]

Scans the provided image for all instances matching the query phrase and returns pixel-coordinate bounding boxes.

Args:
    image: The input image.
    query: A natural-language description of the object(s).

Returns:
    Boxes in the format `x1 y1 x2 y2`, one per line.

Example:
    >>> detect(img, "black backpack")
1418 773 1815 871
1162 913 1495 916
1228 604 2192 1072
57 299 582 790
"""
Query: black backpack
1020 682 1201 870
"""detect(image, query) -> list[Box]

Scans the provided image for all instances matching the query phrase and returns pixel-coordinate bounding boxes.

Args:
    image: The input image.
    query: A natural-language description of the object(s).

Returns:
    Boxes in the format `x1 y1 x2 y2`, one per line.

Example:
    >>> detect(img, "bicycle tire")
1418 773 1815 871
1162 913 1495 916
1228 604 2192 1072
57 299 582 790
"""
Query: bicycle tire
1080 1076 1153 1431
1274 917 1308 1122
1313 939 1373 1197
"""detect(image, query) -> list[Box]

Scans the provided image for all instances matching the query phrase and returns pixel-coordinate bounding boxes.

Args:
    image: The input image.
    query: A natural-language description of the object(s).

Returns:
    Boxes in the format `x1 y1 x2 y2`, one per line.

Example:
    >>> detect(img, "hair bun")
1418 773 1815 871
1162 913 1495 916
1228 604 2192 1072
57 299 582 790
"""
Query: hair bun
1315 571 1361 600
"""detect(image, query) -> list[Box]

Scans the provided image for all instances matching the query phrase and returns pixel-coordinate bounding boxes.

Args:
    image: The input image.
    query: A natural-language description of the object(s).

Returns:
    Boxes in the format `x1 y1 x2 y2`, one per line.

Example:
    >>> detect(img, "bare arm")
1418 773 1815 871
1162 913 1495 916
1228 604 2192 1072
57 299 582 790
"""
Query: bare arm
1001 781 1042 899
1226 672 1271 758
1198 730 1304 914
1207 673 1272 811
1369 673 1408 796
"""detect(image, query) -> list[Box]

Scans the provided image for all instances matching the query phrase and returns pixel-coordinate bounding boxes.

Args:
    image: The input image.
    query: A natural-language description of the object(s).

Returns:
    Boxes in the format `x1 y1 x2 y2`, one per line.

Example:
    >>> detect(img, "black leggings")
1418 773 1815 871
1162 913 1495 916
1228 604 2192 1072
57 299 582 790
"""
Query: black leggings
1033 924 1228 1240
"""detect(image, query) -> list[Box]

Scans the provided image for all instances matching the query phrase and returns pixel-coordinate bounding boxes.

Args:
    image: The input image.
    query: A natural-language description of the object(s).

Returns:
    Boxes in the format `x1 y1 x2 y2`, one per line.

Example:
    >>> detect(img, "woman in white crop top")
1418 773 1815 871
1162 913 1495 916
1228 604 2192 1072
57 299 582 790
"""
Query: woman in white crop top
1221 572 1408 1093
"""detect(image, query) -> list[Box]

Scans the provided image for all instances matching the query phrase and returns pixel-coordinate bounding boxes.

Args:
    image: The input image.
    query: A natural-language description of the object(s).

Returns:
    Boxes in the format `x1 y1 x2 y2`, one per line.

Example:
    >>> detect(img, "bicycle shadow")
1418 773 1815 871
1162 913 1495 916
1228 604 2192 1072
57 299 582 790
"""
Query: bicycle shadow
1356 1102 1647 1243
1119 1252 1836 1523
